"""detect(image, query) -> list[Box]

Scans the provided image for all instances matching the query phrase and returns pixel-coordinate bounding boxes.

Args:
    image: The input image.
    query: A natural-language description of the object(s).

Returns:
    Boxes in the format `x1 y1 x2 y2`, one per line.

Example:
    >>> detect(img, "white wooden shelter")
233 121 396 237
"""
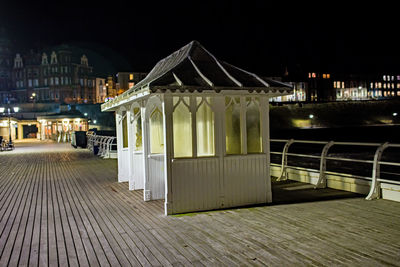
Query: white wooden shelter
101 41 292 215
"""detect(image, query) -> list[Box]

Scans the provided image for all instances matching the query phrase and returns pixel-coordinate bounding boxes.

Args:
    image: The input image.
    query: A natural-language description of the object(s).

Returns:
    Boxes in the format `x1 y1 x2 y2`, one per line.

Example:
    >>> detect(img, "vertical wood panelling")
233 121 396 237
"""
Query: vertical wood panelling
171 158 220 214
223 155 267 208
148 155 165 200
118 150 130 182
130 153 144 190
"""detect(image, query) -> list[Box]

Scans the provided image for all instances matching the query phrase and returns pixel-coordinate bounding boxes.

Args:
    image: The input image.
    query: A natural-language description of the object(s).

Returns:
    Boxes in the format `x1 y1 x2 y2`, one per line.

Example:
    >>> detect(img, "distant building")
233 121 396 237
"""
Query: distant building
116 72 147 94
0 29 13 103
10 47 98 104
102 72 147 103
95 77 106 103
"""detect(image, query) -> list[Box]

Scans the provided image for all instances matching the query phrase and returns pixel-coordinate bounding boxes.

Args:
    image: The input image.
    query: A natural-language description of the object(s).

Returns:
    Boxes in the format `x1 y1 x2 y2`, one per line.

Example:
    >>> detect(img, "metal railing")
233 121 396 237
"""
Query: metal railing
87 133 117 159
271 139 400 200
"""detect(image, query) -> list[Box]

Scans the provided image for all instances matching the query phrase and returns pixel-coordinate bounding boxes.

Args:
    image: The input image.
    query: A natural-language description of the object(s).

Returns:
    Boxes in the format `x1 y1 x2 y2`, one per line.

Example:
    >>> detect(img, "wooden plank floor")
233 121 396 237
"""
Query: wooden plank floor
1 140 400 266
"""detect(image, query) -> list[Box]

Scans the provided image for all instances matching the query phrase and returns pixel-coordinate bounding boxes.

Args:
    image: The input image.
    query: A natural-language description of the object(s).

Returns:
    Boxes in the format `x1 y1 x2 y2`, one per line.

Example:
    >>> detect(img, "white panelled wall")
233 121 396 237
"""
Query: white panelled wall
115 93 273 215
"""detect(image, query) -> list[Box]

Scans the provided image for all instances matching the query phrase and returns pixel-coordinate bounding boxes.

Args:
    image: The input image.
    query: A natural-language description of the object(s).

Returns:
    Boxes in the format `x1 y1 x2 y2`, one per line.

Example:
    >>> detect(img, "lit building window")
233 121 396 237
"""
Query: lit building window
150 108 164 154
173 97 192 157
327 74 330 79
384 83 387 89
226 97 241 155
129 74 134 80
392 83 395 89
196 97 215 157
392 76 395 81
383 75 386 81
342 82 345 88
378 83 382 88
246 98 261 153
308 73 311 78
333 81 337 88
323 74 326 79
122 111 128 148
370 83 374 88
312 73 316 78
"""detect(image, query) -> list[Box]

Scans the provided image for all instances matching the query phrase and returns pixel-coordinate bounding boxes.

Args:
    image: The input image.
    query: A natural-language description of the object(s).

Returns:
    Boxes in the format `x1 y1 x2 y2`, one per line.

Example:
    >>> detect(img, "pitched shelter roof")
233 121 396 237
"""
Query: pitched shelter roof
102 41 292 111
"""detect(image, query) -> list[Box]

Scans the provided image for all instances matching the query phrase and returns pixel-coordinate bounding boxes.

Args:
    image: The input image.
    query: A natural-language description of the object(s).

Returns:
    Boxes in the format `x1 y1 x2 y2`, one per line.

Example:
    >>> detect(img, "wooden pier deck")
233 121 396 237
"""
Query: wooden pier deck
1 141 400 266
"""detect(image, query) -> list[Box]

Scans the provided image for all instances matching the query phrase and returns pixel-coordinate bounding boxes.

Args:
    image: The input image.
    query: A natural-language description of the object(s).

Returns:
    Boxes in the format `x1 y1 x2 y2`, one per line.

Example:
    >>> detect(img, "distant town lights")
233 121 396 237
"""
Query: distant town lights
393 112 398 117
93 120 97 124
309 114 314 119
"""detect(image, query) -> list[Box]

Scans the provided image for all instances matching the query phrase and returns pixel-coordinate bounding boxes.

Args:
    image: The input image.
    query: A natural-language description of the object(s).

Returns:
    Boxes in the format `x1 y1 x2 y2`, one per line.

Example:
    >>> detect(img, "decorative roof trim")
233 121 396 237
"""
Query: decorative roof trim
188 56 214 87
201 46 243 87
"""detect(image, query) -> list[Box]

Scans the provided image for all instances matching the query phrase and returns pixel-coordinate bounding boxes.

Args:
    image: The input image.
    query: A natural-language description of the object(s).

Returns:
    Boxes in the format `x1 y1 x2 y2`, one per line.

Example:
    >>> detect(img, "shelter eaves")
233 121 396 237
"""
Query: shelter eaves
102 41 292 111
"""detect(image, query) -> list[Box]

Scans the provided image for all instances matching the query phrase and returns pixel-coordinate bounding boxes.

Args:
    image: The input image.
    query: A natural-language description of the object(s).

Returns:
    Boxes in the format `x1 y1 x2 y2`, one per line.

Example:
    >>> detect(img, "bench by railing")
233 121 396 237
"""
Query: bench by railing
271 139 400 200
87 133 117 159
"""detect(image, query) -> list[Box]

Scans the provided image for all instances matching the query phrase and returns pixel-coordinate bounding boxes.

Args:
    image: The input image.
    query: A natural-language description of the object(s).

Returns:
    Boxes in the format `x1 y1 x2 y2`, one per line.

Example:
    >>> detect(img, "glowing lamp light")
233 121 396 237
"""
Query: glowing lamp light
84 113 88 116
93 120 97 124
393 113 398 117
0 107 4 113
309 114 314 119
13 107 19 113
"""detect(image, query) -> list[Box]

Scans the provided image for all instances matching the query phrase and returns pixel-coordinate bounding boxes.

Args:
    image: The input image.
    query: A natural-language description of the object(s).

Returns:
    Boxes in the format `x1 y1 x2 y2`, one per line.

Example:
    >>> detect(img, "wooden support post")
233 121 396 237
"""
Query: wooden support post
260 96 272 203
214 95 225 208
162 95 174 215
141 101 151 201
240 96 247 155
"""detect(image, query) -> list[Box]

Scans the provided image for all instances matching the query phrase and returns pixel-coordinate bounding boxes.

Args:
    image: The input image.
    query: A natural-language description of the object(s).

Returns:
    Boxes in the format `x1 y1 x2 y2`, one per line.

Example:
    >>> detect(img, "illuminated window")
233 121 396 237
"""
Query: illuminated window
196 97 215 157
383 75 386 81
308 73 311 78
323 74 326 79
327 74 330 79
173 97 192 157
370 83 374 88
225 97 241 154
392 83 395 89
246 98 261 153
384 83 387 89
129 74 134 80
132 108 142 151
150 108 164 154
397 91 400 96
122 111 128 148
378 83 382 88
342 82 345 88
392 76 395 81
312 73 316 78
333 81 337 88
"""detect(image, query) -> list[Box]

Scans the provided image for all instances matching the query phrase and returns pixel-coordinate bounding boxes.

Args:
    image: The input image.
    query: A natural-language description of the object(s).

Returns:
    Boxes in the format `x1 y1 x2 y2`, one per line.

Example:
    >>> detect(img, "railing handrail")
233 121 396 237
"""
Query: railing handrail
271 138 400 200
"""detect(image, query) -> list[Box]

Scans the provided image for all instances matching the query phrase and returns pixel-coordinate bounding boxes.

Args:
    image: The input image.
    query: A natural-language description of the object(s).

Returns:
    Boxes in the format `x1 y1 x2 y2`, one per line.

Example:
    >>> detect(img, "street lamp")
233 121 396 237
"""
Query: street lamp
0 106 19 147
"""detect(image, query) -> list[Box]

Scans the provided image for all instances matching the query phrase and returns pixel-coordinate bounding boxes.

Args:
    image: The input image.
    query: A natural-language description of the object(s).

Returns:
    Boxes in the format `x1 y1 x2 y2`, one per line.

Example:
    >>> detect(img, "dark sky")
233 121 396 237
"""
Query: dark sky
1 1 397 76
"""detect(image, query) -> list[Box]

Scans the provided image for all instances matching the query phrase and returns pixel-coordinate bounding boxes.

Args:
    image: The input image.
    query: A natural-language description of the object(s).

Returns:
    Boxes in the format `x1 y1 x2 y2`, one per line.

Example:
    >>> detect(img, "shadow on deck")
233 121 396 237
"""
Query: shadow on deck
272 179 363 205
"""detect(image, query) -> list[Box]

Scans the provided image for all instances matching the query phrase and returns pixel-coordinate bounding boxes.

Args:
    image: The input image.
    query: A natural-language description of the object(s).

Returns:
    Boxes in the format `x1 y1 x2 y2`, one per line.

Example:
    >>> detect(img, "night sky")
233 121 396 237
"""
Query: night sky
1 1 397 76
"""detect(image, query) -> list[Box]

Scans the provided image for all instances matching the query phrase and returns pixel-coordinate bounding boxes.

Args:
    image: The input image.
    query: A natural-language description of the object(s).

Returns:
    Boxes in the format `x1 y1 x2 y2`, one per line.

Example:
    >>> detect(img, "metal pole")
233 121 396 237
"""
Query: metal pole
8 108 12 144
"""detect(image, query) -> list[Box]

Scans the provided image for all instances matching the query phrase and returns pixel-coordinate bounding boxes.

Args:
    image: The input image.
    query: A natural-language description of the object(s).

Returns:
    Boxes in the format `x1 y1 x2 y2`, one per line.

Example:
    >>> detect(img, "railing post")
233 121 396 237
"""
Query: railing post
315 141 334 189
277 139 294 181
366 142 389 200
